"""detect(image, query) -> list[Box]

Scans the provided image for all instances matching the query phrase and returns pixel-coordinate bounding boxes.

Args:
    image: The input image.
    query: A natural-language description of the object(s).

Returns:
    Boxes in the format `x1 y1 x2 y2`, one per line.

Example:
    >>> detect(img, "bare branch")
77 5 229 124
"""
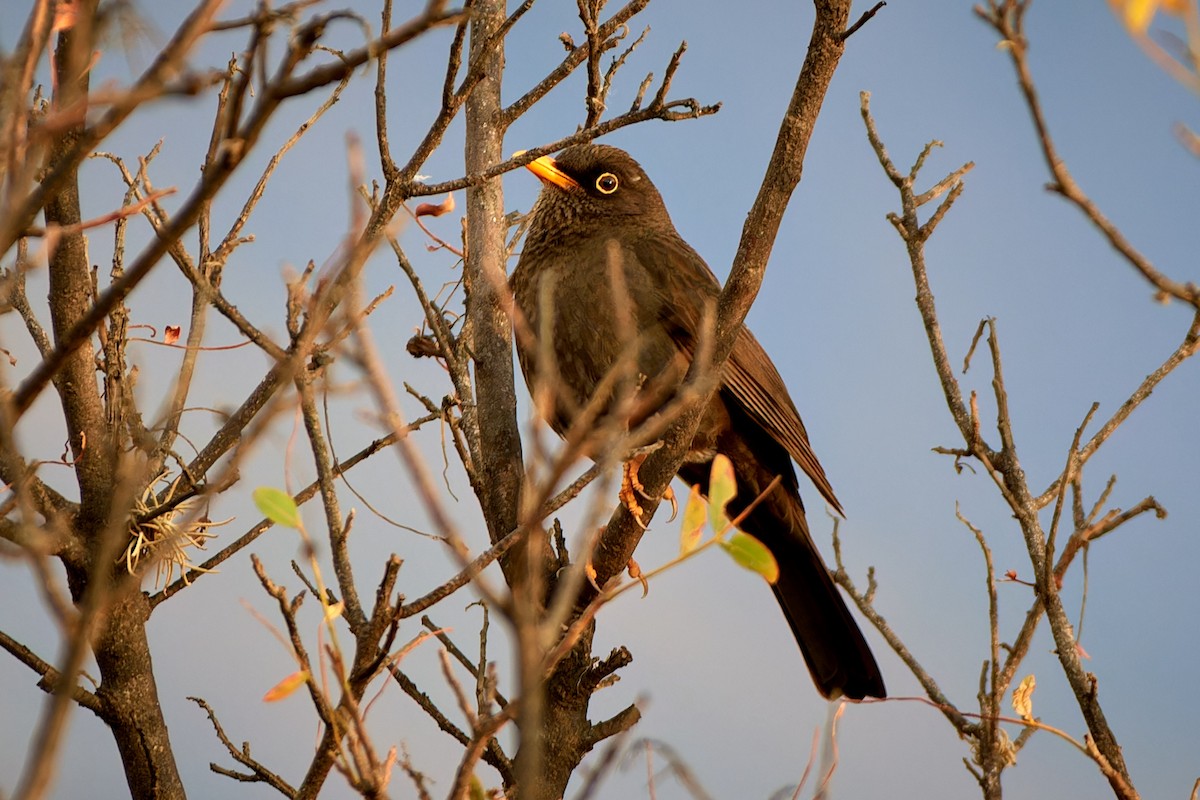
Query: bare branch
191 697 295 796
0 629 103 715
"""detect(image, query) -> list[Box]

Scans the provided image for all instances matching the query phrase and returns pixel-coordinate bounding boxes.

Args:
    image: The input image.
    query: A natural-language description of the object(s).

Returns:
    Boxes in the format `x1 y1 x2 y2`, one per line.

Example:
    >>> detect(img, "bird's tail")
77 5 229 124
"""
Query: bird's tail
741 492 886 701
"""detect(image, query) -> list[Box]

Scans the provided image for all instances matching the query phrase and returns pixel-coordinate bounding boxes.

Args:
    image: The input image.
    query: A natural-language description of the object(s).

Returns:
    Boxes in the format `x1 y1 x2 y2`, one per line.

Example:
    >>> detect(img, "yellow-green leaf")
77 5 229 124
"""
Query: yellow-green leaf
680 485 706 554
708 454 737 533
263 669 309 702
719 532 779 583
468 774 486 800
254 486 301 529
1012 674 1036 722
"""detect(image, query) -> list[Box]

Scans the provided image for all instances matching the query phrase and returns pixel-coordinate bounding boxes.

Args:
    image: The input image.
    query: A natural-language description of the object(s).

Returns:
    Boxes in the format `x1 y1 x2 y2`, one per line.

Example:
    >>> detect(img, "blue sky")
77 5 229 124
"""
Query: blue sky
2 1 1198 798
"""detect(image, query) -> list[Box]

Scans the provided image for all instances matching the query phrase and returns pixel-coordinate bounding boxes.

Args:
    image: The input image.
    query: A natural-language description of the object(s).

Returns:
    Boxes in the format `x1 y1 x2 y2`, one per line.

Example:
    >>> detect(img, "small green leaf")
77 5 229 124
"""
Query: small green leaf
467 774 486 800
719 532 779 583
680 485 706 554
254 486 301 529
708 454 737 533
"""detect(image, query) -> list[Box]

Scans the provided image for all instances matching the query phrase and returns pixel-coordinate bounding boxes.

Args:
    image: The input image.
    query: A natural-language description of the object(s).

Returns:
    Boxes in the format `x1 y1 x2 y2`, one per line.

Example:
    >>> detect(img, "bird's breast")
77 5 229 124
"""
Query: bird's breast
513 235 681 419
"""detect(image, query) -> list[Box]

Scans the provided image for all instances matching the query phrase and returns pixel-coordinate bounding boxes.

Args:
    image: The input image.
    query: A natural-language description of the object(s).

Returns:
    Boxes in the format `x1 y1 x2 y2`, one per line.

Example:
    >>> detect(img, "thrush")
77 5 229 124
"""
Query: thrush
510 143 885 700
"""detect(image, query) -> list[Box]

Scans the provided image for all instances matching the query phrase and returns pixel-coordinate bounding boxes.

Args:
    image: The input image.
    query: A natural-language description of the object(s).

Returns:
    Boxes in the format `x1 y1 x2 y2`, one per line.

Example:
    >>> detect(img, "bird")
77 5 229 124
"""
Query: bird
509 143 885 701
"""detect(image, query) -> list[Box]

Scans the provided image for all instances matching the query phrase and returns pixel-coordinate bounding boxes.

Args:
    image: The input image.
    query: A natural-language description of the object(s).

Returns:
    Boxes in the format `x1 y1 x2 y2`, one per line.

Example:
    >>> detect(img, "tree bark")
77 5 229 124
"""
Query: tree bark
90 590 187 800
463 0 526 559
461 5 558 797
45 16 186 800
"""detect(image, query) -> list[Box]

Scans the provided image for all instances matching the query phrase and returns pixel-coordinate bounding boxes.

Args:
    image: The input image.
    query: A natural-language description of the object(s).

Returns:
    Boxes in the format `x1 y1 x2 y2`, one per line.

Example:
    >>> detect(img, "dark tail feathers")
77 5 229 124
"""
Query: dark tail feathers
745 498 886 700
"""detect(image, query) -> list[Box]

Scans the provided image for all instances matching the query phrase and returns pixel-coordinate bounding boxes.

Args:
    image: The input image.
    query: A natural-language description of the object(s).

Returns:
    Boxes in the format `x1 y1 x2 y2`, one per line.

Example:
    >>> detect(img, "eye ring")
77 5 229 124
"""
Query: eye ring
595 172 619 194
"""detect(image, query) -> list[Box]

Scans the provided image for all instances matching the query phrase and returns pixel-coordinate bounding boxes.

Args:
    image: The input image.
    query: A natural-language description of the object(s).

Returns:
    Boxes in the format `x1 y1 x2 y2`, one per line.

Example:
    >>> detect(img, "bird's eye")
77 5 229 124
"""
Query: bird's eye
595 172 619 194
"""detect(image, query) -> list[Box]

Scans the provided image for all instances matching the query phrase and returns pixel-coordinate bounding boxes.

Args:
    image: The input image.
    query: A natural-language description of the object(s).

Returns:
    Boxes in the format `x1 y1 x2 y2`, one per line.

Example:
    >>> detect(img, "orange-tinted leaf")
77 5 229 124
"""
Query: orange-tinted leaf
719 532 779 583
164 325 181 344
263 669 309 702
680 485 706 554
708 454 737 534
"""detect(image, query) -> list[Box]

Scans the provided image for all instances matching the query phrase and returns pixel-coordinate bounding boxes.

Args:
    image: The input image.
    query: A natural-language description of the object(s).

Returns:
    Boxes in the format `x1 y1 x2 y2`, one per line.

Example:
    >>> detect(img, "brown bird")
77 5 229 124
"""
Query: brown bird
510 143 885 700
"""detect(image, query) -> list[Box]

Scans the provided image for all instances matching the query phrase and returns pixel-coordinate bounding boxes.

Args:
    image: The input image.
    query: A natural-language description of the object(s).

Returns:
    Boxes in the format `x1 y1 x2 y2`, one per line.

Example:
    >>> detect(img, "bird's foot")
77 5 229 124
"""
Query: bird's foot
620 454 679 526
620 454 649 527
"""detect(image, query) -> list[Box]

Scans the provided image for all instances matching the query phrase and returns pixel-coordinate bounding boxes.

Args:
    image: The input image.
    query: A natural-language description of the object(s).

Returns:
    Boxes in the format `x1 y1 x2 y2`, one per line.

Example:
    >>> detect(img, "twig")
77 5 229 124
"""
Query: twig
839 1 886 41
1036 310 1200 507
0 629 103 714
191 697 296 796
832 519 974 736
977 1 1200 308
149 413 439 607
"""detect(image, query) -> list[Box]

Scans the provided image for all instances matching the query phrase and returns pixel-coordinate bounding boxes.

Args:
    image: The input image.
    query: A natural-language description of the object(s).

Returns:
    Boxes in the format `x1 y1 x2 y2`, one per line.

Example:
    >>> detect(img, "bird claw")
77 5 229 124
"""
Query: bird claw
662 486 678 522
628 557 648 598
585 559 601 592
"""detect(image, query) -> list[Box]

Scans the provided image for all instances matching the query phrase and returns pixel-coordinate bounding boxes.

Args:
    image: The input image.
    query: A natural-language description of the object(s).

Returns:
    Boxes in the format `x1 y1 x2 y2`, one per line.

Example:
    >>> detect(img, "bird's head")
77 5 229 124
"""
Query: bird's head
521 144 673 240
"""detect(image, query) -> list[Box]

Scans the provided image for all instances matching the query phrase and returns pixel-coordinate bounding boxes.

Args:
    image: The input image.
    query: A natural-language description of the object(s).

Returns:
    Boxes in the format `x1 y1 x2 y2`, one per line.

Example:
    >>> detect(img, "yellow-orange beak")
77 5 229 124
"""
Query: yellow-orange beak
524 154 579 191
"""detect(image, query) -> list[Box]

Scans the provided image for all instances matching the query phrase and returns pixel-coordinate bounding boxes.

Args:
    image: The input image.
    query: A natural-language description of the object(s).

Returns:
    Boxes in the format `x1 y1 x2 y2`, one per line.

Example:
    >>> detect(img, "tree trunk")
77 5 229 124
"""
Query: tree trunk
45 15 186 800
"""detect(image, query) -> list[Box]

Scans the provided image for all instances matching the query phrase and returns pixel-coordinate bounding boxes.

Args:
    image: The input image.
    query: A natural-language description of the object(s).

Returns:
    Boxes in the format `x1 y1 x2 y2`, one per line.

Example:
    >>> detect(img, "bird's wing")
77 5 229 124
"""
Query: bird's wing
633 234 843 514
724 328 843 514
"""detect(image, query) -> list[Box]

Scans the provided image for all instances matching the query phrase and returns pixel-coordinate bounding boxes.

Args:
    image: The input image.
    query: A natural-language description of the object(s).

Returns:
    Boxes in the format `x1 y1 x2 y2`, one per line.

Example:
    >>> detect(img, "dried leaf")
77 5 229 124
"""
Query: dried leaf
406 333 440 358
414 194 455 218
164 325 181 344
1012 674 1036 721
263 670 309 702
